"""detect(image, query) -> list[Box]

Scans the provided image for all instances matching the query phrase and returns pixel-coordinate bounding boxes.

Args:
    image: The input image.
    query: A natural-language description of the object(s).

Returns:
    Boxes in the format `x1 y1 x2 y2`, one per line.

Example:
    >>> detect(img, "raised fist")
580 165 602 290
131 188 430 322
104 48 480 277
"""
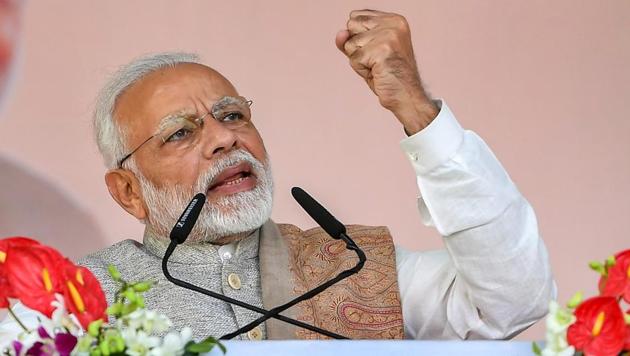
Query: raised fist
336 10 438 134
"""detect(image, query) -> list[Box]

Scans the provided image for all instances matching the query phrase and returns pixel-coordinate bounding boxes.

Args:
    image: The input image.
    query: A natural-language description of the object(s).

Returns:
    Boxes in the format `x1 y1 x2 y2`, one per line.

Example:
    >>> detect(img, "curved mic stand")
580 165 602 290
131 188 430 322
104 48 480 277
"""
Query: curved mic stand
220 232 366 340
161 239 350 340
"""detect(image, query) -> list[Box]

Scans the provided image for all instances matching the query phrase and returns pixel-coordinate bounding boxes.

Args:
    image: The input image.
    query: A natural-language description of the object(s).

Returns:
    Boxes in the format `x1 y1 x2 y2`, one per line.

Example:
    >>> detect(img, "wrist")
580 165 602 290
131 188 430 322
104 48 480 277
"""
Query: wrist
395 95 439 135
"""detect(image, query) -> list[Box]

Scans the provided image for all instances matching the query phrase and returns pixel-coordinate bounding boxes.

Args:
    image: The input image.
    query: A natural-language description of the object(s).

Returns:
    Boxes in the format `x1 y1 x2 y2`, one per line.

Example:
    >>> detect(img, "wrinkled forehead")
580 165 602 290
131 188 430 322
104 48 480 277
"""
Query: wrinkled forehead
113 63 239 140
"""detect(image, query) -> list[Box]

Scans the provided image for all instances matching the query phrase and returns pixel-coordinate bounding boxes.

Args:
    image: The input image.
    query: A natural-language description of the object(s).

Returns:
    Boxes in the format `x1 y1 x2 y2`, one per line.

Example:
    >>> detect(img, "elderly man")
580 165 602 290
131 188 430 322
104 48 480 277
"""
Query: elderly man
3 10 555 341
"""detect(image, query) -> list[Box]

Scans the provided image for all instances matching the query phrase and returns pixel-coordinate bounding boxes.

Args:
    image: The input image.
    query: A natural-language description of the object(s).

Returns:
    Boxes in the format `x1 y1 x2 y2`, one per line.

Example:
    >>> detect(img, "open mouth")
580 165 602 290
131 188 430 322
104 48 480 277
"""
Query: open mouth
206 162 257 196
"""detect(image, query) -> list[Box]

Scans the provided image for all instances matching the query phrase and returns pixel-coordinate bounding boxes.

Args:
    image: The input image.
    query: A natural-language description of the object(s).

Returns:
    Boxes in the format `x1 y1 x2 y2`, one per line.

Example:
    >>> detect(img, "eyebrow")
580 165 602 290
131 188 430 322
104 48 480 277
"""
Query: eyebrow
211 96 242 117
155 110 197 133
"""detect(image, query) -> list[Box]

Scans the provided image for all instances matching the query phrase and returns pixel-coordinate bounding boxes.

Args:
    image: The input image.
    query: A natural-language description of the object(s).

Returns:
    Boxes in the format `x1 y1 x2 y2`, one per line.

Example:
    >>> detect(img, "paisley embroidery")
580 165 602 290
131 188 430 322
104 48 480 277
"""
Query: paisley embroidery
279 224 404 339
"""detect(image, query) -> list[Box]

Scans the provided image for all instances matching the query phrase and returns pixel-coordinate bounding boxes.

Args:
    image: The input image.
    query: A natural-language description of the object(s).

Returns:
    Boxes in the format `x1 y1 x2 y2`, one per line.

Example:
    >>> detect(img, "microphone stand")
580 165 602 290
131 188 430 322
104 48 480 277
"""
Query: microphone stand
162 188 367 340
161 239 349 339
220 232 366 339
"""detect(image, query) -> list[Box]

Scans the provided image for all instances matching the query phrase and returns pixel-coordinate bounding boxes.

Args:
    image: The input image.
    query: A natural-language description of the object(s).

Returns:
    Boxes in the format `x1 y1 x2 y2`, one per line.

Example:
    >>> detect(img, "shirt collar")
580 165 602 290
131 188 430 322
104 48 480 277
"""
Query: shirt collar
142 228 260 265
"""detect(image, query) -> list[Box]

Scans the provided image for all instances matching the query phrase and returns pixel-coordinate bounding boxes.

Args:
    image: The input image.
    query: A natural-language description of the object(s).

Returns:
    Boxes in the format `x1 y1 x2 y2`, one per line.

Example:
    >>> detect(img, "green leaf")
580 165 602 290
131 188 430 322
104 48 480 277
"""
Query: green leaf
107 265 122 281
132 281 153 292
99 340 111 356
106 303 123 317
121 303 138 316
531 342 542 356
186 337 225 354
588 261 606 275
88 319 104 337
123 288 138 303
624 312 630 325
567 291 583 309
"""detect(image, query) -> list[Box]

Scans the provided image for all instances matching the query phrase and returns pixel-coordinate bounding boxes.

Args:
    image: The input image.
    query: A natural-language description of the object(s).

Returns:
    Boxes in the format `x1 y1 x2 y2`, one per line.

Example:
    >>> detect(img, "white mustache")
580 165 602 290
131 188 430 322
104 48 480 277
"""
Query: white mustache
193 149 264 194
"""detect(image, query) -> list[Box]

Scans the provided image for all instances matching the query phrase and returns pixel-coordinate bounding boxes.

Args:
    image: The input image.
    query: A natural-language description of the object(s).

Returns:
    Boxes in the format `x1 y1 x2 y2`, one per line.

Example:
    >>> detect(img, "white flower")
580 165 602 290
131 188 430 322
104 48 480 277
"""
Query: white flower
124 309 172 334
148 327 193 356
541 345 575 356
46 294 82 335
540 301 576 356
122 328 161 356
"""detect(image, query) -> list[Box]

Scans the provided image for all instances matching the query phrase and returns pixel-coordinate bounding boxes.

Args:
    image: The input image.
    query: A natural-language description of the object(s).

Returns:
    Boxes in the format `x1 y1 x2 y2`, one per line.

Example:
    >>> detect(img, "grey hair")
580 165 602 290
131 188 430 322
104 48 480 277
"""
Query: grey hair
93 52 202 169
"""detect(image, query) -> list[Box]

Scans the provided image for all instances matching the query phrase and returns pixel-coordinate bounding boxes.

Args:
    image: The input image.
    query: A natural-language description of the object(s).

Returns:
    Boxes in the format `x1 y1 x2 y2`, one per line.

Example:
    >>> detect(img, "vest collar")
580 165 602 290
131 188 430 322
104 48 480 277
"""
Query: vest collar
142 227 260 265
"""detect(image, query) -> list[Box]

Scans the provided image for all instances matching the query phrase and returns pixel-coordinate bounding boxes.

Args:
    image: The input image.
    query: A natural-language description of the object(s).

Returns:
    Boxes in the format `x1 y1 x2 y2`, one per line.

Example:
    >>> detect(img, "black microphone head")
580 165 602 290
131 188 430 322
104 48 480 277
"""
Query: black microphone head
291 187 346 239
169 193 206 244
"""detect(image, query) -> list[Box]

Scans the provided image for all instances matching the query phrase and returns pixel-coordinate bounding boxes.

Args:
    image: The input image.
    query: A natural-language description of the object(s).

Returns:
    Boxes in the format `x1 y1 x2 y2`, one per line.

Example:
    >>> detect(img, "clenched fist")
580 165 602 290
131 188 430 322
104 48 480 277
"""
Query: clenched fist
336 10 438 135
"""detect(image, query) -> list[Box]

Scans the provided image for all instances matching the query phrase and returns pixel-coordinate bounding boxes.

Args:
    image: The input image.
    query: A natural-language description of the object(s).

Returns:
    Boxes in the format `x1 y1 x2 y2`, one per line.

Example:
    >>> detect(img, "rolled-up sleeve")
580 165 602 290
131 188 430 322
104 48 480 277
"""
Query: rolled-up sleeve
396 100 556 339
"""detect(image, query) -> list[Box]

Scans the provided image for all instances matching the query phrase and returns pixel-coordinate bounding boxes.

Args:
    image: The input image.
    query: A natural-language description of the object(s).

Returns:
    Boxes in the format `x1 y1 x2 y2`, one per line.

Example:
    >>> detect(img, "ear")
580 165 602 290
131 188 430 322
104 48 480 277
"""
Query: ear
104 169 148 221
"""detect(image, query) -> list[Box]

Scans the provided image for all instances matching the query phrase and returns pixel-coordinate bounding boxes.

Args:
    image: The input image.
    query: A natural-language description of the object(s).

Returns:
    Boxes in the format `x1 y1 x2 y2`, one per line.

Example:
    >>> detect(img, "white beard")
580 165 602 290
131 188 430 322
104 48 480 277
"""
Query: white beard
134 149 274 243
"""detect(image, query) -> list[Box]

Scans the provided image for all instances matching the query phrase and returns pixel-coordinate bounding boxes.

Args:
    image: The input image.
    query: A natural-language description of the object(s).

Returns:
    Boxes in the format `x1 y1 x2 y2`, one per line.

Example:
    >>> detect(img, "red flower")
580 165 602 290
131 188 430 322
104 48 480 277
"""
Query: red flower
60 263 108 329
4 244 66 317
624 310 630 351
0 237 41 308
599 249 630 303
567 296 626 356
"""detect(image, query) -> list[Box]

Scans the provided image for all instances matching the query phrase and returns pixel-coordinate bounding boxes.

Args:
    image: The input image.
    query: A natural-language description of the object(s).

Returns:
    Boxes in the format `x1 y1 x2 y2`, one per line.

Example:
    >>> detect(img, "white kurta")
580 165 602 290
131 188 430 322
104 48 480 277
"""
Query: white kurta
0 100 555 344
395 100 555 339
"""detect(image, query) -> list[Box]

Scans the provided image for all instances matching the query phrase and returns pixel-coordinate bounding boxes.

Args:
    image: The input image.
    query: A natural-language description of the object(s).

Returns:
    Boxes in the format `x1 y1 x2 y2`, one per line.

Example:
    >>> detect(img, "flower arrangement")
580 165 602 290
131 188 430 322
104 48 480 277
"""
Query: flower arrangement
535 249 630 356
0 237 225 355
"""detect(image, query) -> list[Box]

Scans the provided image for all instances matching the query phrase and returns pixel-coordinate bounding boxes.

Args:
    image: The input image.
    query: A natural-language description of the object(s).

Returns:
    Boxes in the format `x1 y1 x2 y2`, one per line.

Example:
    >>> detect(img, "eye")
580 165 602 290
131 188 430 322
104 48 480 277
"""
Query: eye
221 111 244 122
165 128 193 142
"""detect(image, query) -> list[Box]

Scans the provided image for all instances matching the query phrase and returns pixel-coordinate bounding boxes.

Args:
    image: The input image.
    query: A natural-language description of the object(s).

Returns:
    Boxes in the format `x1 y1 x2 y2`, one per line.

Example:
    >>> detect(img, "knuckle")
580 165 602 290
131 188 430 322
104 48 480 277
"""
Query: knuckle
355 15 371 23
383 28 399 41
378 41 393 53
343 41 355 55
349 48 364 61
392 15 409 30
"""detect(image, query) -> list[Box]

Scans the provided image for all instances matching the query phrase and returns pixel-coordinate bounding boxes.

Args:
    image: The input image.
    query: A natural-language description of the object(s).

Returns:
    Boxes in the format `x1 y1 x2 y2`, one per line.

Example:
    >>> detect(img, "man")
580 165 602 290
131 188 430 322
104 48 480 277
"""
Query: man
4 10 555 341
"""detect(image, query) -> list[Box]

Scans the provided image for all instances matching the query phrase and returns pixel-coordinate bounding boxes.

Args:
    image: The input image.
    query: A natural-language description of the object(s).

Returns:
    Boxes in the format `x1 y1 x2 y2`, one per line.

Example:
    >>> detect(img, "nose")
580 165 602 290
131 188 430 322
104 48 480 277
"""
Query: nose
199 118 238 158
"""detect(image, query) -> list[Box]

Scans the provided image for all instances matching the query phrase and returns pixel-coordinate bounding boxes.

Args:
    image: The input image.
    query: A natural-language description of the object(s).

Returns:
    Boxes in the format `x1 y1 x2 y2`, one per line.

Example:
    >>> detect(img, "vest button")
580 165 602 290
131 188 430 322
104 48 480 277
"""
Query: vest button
247 326 263 340
228 273 242 290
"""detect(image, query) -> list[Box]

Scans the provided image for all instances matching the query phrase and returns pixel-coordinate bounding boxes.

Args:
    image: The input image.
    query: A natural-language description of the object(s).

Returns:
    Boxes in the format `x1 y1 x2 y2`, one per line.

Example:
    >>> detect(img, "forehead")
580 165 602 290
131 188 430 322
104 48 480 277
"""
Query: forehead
114 63 239 138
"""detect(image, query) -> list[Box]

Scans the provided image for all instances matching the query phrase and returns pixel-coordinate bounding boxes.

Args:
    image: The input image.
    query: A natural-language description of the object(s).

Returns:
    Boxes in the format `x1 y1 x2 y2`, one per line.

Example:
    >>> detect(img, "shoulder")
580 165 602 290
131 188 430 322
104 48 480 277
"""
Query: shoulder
75 239 155 303
76 239 148 285
76 239 145 268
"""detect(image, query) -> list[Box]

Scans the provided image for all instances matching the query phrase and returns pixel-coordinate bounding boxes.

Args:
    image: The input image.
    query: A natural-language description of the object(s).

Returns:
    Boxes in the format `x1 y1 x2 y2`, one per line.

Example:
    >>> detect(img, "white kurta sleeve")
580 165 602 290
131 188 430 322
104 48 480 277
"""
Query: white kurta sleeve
395 100 556 340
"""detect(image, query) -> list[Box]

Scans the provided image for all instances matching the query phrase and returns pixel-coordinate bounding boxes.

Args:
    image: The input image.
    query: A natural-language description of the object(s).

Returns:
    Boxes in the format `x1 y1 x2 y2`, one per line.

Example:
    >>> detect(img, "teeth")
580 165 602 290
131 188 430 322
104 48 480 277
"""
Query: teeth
224 177 245 186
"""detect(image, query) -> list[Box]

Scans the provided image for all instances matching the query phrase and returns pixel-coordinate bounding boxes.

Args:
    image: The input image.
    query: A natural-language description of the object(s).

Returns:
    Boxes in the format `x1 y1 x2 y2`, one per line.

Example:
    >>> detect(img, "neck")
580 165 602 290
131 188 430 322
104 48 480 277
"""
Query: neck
144 225 255 245
211 230 254 245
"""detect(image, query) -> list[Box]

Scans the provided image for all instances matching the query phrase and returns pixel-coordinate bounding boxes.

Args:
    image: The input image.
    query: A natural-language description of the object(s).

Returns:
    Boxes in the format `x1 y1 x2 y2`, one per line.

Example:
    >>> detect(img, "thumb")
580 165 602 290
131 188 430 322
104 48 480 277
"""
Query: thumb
335 30 351 53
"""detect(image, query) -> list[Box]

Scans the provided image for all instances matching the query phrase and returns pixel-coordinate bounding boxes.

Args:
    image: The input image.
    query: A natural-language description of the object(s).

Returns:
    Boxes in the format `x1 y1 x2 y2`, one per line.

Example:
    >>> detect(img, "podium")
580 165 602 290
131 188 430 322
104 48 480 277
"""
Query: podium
206 340 536 355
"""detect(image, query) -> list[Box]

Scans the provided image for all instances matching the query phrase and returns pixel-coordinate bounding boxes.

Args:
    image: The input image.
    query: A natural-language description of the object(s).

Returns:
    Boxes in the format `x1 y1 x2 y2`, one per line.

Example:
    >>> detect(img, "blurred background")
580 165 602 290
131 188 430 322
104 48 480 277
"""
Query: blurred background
0 0 628 340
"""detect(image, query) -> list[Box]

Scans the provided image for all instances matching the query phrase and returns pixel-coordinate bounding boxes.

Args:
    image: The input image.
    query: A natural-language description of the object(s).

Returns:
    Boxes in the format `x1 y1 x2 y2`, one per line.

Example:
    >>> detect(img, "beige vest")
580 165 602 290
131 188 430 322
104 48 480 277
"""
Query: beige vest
259 221 404 339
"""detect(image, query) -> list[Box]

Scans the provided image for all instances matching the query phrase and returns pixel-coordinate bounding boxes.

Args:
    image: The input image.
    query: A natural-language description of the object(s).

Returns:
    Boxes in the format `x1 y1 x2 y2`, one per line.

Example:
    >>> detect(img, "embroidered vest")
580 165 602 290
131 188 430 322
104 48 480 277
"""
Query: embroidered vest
259 221 404 339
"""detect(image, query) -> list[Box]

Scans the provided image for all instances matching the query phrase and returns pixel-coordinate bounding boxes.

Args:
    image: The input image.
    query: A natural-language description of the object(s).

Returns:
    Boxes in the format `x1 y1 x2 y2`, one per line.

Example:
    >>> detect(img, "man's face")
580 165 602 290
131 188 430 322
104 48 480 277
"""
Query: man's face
114 63 272 241
0 0 20 106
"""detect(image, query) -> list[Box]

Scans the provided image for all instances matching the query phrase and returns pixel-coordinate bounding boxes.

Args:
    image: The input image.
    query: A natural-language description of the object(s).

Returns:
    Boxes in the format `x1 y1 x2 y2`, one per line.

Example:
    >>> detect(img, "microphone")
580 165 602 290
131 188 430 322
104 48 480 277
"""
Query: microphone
221 187 366 340
161 193 347 339
291 187 345 239
169 193 206 244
